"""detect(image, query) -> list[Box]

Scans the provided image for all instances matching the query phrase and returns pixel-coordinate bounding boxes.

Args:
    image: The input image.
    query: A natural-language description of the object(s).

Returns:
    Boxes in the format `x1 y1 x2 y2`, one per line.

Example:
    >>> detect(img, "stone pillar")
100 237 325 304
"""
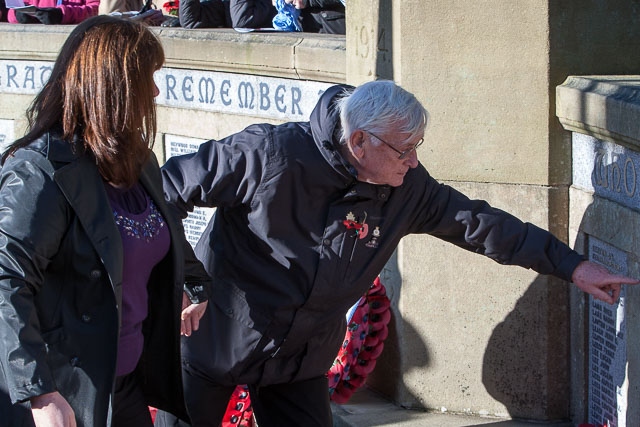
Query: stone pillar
345 0 393 84
346 1 640 421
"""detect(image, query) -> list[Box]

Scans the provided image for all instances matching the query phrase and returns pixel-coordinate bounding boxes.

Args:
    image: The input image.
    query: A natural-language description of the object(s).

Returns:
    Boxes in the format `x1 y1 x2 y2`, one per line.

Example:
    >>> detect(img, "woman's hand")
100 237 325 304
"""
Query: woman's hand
181 292 208 336
30 391 76 427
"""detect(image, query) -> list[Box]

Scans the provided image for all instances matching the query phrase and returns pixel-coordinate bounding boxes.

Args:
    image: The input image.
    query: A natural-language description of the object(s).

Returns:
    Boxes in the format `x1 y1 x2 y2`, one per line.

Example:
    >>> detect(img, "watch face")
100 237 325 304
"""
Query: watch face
185 282 207 303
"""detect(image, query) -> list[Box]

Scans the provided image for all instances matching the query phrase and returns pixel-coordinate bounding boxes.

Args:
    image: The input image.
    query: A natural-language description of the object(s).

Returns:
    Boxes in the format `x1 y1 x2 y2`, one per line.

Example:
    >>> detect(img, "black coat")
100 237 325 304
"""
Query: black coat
180 0 275 29
161 84 584 388
303 0 345 34
0 133 211 426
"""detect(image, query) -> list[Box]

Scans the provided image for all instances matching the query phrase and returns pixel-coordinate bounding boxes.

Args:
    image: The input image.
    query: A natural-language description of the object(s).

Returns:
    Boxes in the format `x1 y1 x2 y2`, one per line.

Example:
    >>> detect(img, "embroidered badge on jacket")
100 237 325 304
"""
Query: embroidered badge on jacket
365 226 381 248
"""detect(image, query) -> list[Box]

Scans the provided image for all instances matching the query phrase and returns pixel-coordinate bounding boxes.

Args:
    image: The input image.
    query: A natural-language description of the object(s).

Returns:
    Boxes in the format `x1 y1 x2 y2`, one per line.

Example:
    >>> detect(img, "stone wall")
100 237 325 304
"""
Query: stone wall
349 2 640 422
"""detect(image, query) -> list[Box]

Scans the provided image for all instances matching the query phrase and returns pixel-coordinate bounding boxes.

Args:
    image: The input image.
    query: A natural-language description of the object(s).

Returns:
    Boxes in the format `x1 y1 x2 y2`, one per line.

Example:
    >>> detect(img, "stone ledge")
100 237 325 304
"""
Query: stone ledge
556 76 640 150
331 388 573 427
0 23 70 61
0 23 345 84
155 28 345 82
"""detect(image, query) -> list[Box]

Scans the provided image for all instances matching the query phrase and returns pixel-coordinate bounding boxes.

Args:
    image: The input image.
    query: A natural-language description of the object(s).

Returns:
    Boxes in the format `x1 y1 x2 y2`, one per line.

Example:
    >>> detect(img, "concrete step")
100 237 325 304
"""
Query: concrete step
331 388 573 427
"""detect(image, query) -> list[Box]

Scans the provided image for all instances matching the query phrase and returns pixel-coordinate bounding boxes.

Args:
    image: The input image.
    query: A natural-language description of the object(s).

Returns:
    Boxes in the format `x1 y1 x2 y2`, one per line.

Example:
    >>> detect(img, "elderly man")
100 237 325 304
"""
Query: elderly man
155 81 637 427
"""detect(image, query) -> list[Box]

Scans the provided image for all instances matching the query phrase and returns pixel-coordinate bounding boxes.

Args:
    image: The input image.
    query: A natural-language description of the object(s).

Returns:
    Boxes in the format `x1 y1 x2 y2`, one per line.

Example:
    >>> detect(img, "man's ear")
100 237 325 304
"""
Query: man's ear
349 130 366 158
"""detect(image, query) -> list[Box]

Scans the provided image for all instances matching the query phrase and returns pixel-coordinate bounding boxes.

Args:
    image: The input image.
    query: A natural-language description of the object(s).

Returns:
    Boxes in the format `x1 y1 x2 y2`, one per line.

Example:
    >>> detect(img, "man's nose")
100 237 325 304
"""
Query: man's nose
406 149 419 168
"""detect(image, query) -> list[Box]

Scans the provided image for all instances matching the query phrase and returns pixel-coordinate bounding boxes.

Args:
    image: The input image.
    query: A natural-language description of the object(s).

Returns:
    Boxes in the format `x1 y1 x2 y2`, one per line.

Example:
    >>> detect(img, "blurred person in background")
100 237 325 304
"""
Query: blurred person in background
8 0 98 25
275 0 344 33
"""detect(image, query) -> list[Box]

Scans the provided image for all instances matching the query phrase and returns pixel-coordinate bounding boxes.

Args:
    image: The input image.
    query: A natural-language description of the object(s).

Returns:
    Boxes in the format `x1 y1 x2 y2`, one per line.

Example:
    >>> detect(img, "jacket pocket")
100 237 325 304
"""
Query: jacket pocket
290 317 346 383
211 280 271 332
183 280 275 385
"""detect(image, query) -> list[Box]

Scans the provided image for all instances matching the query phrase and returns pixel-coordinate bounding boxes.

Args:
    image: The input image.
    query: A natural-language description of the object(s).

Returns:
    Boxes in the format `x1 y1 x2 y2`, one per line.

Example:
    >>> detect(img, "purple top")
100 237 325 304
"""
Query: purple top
105 182 170 377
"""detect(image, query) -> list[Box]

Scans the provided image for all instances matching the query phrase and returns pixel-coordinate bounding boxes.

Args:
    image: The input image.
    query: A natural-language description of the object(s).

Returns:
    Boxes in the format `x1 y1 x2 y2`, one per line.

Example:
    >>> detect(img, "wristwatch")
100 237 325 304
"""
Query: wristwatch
183 282 209 304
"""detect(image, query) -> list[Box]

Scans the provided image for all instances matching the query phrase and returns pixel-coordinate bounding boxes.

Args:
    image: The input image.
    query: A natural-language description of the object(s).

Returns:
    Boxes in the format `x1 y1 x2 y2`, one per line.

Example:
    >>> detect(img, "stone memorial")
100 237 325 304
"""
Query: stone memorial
558 76 640 426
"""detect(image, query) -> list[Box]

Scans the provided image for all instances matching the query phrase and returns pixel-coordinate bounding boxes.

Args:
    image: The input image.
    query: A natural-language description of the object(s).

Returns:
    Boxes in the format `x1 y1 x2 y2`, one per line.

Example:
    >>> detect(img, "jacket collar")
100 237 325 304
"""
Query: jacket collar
44 134 181 289
44 133 165 205
309 85 393 202
49 137 124 289
42 133 172 289
309 84 358 184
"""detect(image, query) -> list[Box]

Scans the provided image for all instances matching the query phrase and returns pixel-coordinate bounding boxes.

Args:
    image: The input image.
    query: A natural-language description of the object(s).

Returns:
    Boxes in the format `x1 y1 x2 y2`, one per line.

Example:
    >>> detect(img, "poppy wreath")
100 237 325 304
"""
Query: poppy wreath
327 276 391 404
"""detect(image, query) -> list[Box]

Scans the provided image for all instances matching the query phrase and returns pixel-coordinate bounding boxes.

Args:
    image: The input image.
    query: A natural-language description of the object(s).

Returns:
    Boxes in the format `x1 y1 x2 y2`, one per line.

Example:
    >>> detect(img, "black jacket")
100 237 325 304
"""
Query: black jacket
180 0 275 29
0 133 211 426
162 84 584 387
302 0 345 34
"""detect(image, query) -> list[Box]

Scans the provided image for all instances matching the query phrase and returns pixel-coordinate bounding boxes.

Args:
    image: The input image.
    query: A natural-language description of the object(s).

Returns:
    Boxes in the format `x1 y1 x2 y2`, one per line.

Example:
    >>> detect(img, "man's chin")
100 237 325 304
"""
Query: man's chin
361 175 405 186
389 175 407 187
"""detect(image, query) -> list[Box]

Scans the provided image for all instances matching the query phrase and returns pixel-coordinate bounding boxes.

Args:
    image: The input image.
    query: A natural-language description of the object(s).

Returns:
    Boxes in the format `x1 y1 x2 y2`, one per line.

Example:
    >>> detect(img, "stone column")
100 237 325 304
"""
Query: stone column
345 0 393 84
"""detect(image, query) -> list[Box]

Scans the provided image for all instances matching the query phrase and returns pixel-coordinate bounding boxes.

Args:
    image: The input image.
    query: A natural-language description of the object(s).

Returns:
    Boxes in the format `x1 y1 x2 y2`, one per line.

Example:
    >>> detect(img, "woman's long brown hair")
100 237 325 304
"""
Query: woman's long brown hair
2 16 165 187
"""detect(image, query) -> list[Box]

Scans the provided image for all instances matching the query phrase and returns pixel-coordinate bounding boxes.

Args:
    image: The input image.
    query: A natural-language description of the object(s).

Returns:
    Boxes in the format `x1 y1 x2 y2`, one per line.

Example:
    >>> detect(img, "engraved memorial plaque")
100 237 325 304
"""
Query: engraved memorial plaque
588 238 628 427
154 68 333 121
573 133 640 210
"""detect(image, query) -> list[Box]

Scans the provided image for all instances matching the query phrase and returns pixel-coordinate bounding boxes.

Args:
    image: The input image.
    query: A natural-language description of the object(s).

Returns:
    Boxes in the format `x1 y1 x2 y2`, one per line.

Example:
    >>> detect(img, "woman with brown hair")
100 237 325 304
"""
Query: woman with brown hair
0 15 211 427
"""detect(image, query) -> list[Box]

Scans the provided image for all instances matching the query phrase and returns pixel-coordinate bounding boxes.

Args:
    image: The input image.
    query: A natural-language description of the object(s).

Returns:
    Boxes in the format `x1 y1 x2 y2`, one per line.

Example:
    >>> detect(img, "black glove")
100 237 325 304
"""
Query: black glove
34 7 63 25
15 10 40 24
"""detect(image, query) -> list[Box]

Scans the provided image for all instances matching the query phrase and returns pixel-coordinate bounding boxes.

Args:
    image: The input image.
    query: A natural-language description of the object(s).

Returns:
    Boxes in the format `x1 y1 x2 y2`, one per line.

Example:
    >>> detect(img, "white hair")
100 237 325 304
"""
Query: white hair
336 80 428 145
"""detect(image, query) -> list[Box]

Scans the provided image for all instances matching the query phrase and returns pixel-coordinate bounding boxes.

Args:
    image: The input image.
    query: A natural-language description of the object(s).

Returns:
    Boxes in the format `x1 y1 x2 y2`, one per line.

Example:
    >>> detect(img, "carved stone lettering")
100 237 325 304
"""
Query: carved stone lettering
155 68 331 121
0 60 332 122
0 60 53 94
573 133 640 210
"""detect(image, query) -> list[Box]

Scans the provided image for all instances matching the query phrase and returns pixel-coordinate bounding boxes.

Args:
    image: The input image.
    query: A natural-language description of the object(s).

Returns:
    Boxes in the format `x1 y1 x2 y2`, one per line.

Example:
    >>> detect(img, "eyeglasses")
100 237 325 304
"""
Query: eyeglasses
366 130 423 160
